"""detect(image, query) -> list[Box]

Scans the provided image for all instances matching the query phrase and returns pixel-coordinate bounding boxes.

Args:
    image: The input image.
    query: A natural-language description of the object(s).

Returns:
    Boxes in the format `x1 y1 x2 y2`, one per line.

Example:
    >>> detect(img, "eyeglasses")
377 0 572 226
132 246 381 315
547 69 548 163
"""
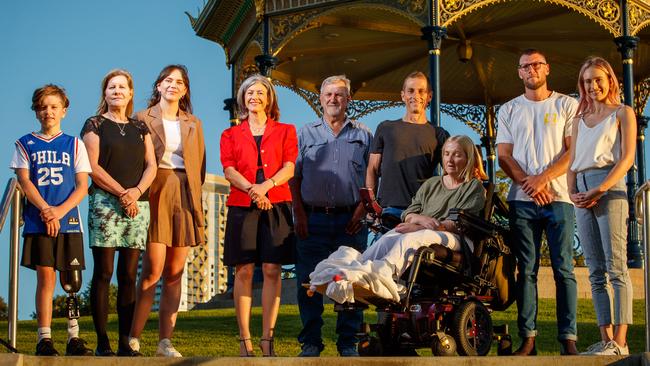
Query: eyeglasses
518 62 547 71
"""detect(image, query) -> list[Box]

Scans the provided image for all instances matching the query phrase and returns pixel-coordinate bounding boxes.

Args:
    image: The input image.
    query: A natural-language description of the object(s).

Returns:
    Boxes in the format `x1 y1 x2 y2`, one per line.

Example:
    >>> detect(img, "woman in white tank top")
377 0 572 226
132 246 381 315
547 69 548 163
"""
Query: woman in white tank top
567 57 636 355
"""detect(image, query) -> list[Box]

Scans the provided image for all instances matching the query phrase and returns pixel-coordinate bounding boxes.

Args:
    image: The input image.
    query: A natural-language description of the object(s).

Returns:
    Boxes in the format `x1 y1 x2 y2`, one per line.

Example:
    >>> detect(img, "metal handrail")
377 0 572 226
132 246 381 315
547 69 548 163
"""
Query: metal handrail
634 180 650 352
0 178 22 350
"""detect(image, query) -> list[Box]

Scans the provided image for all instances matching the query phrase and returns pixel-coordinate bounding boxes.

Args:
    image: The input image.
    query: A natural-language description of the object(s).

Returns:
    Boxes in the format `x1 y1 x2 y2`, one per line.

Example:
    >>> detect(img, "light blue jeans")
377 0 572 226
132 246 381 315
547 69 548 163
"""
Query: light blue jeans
575 167 633 326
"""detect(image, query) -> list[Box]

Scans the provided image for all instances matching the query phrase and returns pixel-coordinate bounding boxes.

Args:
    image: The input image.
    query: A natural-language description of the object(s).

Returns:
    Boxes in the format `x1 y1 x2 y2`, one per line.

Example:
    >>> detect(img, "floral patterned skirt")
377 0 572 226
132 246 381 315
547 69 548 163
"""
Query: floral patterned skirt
88 188 149 250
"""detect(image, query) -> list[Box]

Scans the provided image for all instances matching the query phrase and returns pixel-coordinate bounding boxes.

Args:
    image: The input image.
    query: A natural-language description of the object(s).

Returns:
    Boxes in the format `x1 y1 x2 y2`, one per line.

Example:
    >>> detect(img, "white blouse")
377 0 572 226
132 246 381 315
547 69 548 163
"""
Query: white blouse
160 118 185 169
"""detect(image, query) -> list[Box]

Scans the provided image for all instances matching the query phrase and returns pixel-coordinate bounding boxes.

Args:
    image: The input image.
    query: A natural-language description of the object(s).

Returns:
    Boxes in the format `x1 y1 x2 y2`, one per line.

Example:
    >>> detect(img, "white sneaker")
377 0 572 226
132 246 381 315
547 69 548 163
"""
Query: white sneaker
580 340 606 355
593 340 629 355
156 338 182 357
128 337 140 352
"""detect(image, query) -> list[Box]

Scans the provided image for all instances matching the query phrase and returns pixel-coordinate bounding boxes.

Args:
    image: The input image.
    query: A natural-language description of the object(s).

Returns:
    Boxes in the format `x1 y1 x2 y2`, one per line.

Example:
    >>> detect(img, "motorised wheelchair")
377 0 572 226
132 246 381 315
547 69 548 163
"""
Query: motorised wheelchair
345 183 516 356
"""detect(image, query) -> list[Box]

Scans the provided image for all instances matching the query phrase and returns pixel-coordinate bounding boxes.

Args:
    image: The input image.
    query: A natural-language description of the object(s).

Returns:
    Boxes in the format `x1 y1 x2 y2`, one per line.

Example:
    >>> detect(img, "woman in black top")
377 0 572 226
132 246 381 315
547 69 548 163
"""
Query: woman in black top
80 69 157 356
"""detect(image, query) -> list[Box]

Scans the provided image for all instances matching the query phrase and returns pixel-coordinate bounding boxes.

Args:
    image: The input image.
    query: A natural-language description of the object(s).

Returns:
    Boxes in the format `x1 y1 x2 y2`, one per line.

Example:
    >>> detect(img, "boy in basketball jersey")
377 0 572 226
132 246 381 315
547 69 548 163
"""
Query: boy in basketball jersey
10 85 93 356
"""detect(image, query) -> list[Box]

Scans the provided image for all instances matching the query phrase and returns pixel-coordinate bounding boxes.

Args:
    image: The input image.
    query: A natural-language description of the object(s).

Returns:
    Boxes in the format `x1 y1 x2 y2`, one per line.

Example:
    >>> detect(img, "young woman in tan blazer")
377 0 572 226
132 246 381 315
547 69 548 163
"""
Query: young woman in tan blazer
127 65 206 357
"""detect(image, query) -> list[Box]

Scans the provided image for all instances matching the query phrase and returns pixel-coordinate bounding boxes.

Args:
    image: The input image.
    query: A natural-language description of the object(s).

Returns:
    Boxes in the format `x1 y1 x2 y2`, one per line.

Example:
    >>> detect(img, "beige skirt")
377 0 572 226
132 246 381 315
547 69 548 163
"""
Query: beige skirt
148 169 205 247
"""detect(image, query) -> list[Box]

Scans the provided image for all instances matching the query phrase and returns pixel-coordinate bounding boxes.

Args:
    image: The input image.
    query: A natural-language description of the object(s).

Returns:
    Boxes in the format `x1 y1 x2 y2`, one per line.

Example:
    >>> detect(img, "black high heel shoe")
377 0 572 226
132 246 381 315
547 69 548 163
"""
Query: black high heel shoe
239 338 255 357
259 337 276 357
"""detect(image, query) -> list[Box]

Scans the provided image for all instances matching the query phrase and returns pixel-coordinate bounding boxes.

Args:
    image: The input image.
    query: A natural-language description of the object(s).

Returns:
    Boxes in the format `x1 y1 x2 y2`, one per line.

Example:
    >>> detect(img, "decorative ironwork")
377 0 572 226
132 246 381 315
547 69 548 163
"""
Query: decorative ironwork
630 3 650 35
348 100 404 120
274 81 323 116
268 1 428 54
255 54 278 76
270 9 322 53
635 77 650 115
274 81 402 120
396 0 427 14
439 0 622 36
422 25 447 50
184 11 198 28
254 0 265 20
440 104 487 134
275 78 497 128
374 0 428 23
237 63 261 92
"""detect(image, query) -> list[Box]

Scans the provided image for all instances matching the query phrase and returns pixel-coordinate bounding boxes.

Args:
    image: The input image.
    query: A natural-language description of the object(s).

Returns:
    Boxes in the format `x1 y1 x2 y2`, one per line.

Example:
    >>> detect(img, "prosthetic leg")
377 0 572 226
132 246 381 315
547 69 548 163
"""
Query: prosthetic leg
60 269 82 320
59 269 92 356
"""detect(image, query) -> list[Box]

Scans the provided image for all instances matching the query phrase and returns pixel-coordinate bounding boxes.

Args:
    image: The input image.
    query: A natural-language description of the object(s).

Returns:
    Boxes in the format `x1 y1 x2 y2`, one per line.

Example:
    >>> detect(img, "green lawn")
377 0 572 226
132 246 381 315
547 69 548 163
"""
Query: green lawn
0 299 646 357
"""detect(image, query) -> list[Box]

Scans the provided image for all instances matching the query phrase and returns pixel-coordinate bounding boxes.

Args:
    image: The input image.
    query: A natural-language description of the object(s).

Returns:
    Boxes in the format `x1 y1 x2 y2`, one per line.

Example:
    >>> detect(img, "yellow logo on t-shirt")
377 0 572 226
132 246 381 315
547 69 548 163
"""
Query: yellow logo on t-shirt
544 113 558 125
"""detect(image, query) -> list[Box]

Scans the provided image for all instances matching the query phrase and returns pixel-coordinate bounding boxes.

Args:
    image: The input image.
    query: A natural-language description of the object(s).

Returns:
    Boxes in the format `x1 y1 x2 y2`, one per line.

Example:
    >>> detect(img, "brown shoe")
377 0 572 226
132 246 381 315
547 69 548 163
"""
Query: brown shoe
560 339 578 355
513 337 537 356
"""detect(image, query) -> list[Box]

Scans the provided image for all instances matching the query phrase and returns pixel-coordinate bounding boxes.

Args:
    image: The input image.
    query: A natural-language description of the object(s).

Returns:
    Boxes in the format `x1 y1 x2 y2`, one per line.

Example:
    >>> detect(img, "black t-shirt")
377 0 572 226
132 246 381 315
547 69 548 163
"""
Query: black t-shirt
370 119 449 208
80 115 150 200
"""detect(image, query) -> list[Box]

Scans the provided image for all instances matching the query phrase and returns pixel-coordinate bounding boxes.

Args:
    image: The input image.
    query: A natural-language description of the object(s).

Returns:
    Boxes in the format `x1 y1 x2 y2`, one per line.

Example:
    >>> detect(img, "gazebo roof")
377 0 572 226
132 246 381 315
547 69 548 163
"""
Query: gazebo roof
190 0 650 107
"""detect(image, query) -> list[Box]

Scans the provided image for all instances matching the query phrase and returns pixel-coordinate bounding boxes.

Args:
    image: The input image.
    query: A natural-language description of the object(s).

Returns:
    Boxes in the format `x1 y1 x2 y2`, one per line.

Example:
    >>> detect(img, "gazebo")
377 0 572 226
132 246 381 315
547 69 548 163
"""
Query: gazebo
187 0 650 266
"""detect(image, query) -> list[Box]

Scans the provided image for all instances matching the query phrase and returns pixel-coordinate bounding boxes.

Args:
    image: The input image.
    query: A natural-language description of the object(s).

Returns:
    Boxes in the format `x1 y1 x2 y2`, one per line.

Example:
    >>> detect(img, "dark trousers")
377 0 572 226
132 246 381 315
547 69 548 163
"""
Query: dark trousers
296 211 368 350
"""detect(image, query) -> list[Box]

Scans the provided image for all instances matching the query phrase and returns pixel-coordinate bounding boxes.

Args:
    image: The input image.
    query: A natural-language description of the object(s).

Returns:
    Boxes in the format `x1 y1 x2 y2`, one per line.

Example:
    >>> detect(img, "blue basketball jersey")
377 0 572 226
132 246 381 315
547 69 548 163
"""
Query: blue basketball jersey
16 132 83 235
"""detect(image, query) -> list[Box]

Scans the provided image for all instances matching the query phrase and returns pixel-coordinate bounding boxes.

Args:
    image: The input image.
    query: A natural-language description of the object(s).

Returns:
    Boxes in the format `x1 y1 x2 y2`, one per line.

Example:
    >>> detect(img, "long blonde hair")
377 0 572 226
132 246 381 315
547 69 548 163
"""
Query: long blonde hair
96 69 134 117
576 56 621 116
443 135 488 182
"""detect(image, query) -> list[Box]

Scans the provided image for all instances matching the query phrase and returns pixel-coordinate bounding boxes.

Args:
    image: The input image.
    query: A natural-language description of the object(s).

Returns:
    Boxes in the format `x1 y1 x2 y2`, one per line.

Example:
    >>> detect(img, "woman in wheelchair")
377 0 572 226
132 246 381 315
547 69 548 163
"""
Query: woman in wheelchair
309 135 487 303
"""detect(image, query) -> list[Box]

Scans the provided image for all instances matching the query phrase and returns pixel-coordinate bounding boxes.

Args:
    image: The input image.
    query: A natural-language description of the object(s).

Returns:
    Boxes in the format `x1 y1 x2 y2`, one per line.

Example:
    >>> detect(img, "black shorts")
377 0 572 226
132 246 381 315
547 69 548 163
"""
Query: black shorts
224 203 295 266
21 233 85 271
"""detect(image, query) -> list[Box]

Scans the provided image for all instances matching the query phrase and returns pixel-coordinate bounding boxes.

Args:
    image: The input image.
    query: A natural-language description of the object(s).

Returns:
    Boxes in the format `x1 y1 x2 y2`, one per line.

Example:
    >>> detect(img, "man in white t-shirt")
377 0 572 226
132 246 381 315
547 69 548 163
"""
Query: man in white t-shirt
496 49 578 356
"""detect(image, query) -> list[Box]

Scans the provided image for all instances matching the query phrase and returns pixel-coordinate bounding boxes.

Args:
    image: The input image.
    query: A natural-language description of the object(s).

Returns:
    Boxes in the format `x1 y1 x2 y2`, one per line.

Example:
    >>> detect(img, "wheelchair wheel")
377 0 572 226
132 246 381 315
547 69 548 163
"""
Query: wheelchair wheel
359 336 383 356
431 333 457 356
451 300 493 356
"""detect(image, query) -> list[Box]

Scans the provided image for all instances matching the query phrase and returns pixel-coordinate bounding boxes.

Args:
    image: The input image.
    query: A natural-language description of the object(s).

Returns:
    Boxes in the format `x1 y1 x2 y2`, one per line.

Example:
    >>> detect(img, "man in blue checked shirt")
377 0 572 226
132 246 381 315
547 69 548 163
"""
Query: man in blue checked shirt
290 75 373 357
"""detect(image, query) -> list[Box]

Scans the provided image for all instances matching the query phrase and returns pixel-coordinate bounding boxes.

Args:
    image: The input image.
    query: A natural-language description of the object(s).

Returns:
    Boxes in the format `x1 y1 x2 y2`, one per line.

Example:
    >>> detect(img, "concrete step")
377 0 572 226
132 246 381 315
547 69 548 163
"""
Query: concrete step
0 353 647 366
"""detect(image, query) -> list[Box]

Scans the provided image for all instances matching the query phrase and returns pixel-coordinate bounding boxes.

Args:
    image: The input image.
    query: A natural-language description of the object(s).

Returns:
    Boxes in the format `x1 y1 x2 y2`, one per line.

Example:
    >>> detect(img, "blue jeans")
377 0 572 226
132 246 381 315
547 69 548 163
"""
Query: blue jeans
509 201 577 341
296 211 368 350
576 169 633 326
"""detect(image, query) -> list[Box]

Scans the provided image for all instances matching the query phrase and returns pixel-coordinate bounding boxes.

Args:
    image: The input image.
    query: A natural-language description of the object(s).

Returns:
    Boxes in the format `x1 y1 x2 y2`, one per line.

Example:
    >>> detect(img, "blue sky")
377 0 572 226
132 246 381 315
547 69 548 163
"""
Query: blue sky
1 1 647 320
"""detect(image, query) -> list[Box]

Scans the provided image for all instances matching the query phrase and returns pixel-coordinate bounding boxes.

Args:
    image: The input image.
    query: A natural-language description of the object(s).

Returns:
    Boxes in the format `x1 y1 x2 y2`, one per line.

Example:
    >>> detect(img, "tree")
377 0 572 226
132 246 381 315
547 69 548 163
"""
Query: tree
78 282 118 317
34 282 119 319
0 296 7 320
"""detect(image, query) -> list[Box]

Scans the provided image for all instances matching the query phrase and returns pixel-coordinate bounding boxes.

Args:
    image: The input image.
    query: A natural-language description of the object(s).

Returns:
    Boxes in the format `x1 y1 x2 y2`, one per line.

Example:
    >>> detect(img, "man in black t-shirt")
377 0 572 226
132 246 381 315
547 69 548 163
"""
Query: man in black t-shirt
366 71 449 215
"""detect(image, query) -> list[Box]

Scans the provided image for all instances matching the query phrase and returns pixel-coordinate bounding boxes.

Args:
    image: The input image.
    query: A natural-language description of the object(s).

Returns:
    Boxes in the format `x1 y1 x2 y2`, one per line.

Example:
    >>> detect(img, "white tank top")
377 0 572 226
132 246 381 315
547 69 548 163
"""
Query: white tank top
570 109 620 173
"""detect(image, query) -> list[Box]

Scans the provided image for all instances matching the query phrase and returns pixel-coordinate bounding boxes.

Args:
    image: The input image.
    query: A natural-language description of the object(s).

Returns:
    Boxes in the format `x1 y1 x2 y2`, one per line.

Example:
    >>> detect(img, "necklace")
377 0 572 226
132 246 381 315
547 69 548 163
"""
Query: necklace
113 120 128 136
250 123 266 135
103 113 128 136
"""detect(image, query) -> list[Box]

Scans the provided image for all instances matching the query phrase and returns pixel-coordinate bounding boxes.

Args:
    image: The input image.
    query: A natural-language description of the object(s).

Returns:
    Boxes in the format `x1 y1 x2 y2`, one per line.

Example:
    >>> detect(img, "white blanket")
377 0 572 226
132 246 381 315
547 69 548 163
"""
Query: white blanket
308 246 402 304
308 229 464 304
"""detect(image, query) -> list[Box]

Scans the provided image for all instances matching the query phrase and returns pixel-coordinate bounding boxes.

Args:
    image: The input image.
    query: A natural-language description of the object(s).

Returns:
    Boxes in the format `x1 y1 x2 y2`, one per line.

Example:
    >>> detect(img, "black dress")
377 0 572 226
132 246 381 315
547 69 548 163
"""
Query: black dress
223 135 295 266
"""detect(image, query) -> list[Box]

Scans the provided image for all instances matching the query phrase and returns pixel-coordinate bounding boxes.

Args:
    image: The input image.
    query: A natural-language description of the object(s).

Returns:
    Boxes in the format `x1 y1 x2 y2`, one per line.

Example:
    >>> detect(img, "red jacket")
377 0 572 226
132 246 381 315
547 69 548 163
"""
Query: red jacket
220 119 298 206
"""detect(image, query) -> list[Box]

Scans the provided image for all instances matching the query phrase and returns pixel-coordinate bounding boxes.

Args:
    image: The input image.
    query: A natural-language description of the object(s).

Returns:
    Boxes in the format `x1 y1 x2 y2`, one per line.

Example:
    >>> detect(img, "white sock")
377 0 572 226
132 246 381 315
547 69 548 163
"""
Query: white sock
37 327 51 342
67 318 79 341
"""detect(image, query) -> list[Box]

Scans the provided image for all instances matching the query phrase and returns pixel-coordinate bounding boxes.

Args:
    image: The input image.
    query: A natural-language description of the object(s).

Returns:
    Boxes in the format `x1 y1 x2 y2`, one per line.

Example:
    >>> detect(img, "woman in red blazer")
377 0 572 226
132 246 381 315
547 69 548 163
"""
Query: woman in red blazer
220 74 297 357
